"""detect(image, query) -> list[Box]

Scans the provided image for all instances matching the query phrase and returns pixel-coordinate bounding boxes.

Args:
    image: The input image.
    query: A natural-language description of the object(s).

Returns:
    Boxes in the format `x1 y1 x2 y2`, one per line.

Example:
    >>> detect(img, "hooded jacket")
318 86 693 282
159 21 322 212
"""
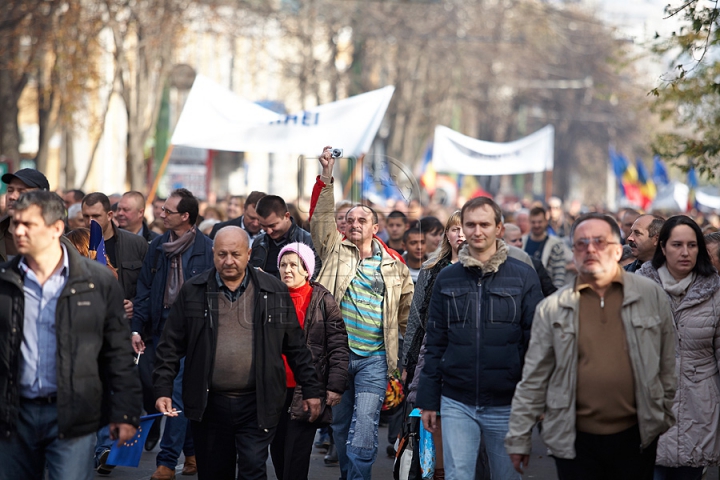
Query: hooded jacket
638 263 720 467
415 241 544 410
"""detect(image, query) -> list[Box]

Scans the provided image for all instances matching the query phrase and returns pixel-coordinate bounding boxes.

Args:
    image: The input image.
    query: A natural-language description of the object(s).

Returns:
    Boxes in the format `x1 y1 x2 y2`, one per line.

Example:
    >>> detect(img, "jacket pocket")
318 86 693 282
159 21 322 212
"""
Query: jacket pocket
121 260 143 271
439 287 475 327
487 287 522 324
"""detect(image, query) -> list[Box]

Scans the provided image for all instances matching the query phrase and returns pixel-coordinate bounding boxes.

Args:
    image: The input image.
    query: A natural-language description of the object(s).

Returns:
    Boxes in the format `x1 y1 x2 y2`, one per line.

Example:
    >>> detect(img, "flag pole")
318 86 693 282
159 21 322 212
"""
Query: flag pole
544 169 553 203
147 144 174 205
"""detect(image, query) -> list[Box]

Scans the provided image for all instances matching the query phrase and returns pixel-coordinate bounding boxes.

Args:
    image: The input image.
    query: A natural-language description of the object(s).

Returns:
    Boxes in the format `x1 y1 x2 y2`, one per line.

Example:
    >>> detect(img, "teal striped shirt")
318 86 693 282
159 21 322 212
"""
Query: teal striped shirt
341 249 385 356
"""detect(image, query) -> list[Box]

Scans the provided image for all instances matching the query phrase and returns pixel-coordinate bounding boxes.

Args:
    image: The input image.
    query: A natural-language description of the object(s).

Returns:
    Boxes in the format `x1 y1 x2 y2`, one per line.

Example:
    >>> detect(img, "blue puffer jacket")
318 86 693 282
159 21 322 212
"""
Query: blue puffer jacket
416 241 544 411
131 229 214 336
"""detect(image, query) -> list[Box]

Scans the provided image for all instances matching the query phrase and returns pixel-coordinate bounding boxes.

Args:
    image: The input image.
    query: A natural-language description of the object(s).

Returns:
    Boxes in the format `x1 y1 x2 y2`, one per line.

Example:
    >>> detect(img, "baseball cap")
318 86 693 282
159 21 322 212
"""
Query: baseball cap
2 168 50 191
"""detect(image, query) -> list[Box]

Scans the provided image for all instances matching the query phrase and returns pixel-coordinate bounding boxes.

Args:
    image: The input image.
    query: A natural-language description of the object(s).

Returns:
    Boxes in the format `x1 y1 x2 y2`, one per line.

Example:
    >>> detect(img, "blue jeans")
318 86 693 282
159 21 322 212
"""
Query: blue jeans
440 396 519 480
331 352 387 480
0 400 95 480
95 424 113 464
155 354 195 469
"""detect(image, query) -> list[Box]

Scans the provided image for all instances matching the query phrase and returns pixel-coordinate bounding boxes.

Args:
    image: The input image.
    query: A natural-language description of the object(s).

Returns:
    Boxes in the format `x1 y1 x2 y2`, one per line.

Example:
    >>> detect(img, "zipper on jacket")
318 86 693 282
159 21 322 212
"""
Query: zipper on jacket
476 279 482 407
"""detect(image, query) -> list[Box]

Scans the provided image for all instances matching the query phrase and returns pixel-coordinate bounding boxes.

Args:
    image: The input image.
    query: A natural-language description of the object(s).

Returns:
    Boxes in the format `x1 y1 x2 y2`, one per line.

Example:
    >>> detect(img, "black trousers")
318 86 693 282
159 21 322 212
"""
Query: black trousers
553 425 658 480
191 393 275 480
270 389 319 480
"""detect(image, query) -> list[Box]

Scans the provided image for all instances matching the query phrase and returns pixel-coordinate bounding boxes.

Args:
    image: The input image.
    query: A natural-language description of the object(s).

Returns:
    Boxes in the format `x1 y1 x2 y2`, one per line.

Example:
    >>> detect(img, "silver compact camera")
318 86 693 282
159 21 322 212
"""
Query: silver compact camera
331 148 343 159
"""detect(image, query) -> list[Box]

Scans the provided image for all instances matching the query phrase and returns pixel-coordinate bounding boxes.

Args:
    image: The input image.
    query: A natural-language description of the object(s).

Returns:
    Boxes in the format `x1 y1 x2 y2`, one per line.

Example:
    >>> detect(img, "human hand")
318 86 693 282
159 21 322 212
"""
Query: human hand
421 410 438 433
123 300 133 318
303 398 322 422
319 146 334 178
401 370 407 383
155 397 178 417
131 334 145 354
326 391 342 407
109 422 137 444
510 454 530 474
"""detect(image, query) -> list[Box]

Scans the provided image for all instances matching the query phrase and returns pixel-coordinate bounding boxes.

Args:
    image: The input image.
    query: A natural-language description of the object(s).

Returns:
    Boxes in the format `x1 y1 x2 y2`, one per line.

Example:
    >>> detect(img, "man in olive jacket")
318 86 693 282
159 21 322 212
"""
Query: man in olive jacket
154 226 322 480
0 191 141 480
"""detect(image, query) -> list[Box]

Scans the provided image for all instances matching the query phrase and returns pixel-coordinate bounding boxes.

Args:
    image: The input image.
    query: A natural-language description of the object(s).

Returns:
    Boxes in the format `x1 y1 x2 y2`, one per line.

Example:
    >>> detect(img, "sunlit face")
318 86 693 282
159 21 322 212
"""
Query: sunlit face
530 213 548 238
572 219 622 280
445 222 465 253
335 207 350 234
404 233 426 262
116 196 144 230
279 252 308 289
161 195 189 231
244 204 262 235
548 203 562 222
152 199 164 221
504 230 523 248
462 206 501 255
6 179 35 214
213 229 251 284
386 217 407 242
259 211 291 240
226 198 243 219
626 216 658 263
516 213 529 234
662 224 698 279
425 229 443 254
82 202 112 234
621 212 640 240
12 205 64 260
345 206 379 245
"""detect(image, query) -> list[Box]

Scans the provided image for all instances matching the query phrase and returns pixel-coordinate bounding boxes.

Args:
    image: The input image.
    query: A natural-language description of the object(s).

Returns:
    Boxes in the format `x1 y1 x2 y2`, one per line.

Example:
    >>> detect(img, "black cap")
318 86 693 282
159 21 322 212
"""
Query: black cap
1 168 50 191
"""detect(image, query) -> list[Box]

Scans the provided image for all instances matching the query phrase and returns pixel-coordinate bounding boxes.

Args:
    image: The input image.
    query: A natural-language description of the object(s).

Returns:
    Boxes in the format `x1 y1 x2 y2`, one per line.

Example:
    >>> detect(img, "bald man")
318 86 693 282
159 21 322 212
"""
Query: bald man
154 226 323 480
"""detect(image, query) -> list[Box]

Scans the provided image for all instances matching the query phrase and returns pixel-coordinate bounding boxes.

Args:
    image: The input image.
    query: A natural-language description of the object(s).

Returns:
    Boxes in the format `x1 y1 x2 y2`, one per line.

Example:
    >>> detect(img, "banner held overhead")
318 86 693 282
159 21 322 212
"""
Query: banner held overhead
432 125 554 176
170 75 395 157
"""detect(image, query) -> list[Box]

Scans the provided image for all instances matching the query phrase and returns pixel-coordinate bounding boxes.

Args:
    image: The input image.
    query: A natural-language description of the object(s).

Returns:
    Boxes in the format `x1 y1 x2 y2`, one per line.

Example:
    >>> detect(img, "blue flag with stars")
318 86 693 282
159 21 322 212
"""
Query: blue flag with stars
106 414 161 467
88 219 107 265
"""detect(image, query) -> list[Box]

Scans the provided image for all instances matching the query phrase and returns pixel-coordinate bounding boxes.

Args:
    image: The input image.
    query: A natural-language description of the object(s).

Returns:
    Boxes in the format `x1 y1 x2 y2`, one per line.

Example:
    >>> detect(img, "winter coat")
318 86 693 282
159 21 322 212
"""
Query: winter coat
111 223 149 301
249 218 321 280
153 267 324 430
415 241 544 411
309 177 414 374
638 263 720 467
505 268 677 459
289 282 350 423
0 245 142 439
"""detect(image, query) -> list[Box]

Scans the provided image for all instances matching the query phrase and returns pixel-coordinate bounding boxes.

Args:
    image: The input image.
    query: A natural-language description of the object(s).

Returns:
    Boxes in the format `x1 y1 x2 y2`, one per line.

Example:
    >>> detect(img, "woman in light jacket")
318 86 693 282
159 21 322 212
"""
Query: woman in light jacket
638 215 720 480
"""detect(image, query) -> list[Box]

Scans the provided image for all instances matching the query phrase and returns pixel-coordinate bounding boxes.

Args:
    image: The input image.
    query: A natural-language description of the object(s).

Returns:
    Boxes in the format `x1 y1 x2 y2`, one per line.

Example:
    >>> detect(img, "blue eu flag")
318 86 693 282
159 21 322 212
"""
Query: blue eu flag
106 414 162 467
89 219 107 265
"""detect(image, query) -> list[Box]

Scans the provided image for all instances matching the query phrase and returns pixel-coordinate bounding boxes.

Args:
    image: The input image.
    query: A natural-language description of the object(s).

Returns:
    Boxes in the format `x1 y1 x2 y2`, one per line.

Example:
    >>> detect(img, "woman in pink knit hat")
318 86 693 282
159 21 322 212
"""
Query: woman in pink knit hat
269 242 350 480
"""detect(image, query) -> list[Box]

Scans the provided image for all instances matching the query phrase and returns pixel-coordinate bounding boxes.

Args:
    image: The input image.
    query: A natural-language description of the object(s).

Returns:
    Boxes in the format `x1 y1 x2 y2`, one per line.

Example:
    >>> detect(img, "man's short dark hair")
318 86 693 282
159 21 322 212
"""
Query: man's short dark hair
420 216 443 235
245 191 266 208
403 226 423 243
461 197 502 226
529 206 547 218
171 188 199 225
67 189 85 203
387 211 407 222
255 195 288 219
571 212 622 243
14 190 66 225
82 192 111 213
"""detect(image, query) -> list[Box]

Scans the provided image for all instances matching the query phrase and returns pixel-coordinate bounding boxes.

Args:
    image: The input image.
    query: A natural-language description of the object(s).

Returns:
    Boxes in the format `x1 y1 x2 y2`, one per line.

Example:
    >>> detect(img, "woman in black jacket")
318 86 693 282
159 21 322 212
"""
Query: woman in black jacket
270 242 350 480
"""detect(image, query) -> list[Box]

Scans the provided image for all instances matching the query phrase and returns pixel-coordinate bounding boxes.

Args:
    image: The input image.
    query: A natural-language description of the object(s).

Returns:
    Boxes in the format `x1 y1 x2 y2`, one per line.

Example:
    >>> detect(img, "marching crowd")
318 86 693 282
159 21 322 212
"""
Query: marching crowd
1 145 720 480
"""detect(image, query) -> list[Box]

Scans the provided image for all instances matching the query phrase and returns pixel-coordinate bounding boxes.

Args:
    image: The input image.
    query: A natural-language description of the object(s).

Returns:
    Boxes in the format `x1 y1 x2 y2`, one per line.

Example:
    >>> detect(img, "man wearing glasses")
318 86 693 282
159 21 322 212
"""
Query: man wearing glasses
131 188 214 480
506 212 677 480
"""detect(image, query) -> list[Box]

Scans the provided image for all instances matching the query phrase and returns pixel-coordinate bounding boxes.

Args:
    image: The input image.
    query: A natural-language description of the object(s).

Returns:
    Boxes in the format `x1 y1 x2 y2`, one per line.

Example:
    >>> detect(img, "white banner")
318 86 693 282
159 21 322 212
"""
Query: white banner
432 125 554 175
170 75 394 157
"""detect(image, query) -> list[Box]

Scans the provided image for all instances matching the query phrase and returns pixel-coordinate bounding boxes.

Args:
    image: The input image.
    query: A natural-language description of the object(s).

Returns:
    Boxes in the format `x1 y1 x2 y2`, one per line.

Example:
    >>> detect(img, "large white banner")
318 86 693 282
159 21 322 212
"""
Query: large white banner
432 125 554 175
170 75 394 157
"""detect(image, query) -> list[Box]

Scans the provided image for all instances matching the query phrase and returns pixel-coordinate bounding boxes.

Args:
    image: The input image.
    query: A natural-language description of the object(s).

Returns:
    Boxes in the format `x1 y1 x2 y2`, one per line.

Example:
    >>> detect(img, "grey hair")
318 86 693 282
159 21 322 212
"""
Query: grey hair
14 191 65 226
67 203 82 218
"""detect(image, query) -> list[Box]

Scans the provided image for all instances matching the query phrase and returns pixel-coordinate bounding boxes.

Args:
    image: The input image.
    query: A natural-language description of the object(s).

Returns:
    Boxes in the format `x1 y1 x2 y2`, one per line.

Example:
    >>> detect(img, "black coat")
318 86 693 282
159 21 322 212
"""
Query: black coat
153 267 324 429
113 224 149 300
249 218 321 280
0 245 142 439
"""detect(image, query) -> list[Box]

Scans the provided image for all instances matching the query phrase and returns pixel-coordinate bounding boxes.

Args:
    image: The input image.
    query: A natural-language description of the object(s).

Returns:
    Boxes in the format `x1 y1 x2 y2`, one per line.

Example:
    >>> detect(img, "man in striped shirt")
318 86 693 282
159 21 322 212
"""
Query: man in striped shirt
310 147 414 480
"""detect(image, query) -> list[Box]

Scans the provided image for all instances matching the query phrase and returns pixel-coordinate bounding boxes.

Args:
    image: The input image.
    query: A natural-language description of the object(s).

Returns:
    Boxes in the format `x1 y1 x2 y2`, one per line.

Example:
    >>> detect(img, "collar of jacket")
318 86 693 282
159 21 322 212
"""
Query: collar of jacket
188 265 283 294
557 267 642 311
457 240 508 273
637 261 720 311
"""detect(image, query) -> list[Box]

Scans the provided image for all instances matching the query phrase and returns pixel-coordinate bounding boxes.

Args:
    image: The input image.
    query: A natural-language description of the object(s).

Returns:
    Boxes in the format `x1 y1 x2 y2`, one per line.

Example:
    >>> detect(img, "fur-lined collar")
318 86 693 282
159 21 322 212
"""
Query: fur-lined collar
458 240 508 274
638 262 720 311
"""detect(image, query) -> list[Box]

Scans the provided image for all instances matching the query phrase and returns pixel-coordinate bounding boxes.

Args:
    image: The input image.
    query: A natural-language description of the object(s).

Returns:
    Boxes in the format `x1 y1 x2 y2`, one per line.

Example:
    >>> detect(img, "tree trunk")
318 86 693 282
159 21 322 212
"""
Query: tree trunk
0 66 21 166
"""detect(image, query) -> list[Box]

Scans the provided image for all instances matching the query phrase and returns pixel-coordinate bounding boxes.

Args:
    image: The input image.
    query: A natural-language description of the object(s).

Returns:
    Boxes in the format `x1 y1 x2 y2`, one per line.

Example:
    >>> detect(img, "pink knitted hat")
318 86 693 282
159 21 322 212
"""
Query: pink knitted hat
277 242 315 279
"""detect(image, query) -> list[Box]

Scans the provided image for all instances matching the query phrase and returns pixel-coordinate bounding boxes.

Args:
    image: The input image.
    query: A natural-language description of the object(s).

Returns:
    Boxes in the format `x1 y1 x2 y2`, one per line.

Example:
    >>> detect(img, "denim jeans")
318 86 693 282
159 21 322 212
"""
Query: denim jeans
331 352 387 480
0 400 95 480
440 395 519 480
95 424 113 464
154 354 195 469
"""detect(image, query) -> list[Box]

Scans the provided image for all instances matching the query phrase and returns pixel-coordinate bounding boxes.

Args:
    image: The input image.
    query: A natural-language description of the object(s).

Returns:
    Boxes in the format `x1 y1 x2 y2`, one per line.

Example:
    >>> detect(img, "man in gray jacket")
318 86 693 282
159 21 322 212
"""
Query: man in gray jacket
505 212 676 480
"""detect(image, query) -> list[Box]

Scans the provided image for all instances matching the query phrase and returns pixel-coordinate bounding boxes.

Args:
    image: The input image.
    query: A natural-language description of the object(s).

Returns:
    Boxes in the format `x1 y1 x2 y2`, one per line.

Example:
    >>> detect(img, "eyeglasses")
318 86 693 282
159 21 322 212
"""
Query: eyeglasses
161 206 181 215
573 237 619 252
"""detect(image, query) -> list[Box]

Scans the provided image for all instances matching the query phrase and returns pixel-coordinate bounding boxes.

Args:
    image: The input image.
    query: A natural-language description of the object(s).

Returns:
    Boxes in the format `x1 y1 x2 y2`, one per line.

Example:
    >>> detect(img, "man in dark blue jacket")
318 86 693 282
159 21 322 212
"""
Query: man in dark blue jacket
416 196 543 480
131 188 213 480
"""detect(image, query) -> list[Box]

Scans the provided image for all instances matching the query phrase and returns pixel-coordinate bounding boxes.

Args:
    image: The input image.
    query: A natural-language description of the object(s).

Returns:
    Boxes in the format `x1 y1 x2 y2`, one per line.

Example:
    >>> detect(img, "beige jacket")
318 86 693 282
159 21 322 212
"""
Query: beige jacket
639 264 720 467
505 268 677 459
310 180 414 374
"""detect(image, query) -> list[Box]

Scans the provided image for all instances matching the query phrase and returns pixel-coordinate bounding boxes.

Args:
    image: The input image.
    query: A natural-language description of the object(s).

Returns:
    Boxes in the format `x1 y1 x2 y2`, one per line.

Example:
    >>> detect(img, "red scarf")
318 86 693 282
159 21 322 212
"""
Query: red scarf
284 281 313 388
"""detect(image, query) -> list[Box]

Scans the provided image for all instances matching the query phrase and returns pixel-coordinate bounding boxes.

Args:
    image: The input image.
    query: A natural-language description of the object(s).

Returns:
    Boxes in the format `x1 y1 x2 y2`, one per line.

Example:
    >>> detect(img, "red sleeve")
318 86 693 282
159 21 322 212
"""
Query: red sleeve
308 175 327 221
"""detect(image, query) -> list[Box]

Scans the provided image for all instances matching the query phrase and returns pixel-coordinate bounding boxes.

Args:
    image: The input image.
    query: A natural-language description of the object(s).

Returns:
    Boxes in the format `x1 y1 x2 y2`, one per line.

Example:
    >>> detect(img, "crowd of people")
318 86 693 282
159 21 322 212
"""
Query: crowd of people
2 145 720 480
